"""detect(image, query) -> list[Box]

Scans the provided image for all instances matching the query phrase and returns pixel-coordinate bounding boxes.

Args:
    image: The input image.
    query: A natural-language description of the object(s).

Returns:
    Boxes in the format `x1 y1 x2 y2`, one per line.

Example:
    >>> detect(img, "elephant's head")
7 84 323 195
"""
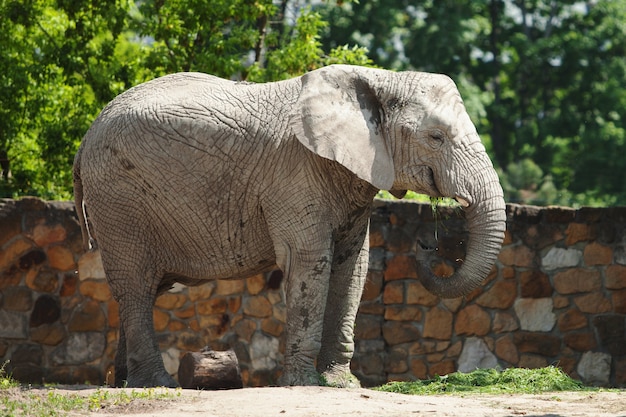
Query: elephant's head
291 64 506 298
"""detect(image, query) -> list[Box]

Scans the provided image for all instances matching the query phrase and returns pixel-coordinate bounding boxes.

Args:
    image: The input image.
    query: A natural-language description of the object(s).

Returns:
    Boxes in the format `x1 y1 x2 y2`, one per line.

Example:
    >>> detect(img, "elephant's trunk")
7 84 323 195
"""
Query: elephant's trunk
418 161 506 298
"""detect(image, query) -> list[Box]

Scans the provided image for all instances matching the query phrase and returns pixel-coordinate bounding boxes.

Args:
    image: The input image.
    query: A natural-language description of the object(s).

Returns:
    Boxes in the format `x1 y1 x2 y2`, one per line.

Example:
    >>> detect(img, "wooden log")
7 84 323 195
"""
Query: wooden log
178 347 243 389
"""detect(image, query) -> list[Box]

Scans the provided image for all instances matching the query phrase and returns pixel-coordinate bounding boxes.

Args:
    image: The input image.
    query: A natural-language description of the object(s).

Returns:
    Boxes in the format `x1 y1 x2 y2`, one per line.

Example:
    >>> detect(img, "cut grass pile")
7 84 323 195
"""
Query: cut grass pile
376 366 586 395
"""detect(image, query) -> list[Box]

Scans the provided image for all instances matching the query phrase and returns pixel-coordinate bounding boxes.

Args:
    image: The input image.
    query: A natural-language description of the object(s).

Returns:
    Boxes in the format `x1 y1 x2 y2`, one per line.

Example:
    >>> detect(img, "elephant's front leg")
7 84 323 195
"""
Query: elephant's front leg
317 219 370 388
276 243 333 386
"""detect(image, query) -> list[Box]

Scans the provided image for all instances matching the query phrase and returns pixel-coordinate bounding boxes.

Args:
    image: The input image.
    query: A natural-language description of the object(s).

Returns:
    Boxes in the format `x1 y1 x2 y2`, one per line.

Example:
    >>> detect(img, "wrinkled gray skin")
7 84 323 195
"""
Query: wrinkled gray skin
73 65 506 388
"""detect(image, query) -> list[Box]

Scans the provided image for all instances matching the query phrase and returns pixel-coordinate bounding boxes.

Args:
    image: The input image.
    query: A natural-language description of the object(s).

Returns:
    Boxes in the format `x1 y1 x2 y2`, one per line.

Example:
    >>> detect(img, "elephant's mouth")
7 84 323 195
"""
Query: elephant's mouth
427 167 472 208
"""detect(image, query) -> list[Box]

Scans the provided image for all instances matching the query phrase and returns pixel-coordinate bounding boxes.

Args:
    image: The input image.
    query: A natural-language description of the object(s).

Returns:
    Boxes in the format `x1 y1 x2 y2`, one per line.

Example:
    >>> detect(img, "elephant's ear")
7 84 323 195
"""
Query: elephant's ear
290 65 395 190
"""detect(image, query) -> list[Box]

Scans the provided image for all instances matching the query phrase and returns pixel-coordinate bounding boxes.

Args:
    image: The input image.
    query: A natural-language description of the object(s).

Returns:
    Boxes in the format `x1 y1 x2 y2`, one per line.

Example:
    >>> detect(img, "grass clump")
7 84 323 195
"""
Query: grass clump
1 362 181 417
376 367 586 395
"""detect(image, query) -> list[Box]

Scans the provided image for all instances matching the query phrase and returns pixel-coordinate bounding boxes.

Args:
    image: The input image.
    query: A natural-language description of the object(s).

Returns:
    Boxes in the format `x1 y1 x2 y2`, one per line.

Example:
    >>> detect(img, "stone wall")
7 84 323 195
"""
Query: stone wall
1 198 625 387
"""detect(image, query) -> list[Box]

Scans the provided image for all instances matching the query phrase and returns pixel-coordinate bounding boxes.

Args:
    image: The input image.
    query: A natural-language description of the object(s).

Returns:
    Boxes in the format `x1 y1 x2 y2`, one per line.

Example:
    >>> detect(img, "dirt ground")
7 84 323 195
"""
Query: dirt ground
11 386 626 417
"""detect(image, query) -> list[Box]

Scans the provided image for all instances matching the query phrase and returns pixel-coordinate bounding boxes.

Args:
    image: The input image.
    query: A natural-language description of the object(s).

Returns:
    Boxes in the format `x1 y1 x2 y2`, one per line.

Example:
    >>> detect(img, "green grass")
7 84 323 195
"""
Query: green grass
0 362 181 417
376 367 590 395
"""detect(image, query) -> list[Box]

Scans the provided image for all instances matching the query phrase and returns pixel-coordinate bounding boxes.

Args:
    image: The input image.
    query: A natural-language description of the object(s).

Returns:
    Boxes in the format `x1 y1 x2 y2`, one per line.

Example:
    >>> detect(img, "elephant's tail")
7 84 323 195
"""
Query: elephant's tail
73 148 97 250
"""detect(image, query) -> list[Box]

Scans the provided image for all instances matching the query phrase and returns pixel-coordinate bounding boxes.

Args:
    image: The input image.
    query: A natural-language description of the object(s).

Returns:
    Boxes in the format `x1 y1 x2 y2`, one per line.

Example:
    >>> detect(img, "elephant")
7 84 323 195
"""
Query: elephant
73 64 506 388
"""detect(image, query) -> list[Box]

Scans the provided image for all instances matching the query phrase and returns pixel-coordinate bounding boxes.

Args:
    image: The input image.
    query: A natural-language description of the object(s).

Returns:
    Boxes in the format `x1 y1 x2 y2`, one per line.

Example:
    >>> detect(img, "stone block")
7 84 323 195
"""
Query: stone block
382 321 420 345
458 337 498 373
543 206 575 223
47 245 75 271
519 270 552 298
0 238 33 271
406 281 438 306
362 271 383 301
557 309 587 332
68 300 105 332
592 315 626 356
584 242 613 266
495 335 519 365
428 360 455 377
542 247 581 270
476 280 517 309
384 255 418 281
385 346 409 373
216 279 245 295
514 298 556 332
51 332 105 365
261 318 284 337
246 274 266 295
369 228 385 248
553 268 601 294
188 282 215 301
615 356 626 386
2 287 33 311
563 332 597 351
613 289 626 314
355 314 381 340
30 323 65 346
155 293 187 310
243 295 272 318
174 330 206 352
606 265 626 289
0 310 28 339
153 309 170 331
368 247 385 271
383 281 404 304
60 273 78 296
577 351 611 386
385 228 413 253
77 250 106 281
196 298 228 315
79 280 112 302
25 270 59 293
30 294 60 327
493 312 519 333
234 318 257 340
574 293 611 314
423 307 453 340
161 347 181 376
498 244 535 267
518 354 548 369
250 332 280 371
228 296 242 313
513 332 561 356
173 304 196 319
410 358 428 379
359 352 385 376
107 300 119 328
17 249 46 270
359 301 384 315
384 306 422 321
455 305 490 336
565 223 594 245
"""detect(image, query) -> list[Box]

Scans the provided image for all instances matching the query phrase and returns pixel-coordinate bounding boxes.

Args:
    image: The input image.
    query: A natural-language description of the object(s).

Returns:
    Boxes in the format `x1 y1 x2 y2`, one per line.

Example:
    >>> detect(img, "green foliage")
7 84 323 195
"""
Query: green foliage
376 367 586 395
320 0 626 207
0 0 369 200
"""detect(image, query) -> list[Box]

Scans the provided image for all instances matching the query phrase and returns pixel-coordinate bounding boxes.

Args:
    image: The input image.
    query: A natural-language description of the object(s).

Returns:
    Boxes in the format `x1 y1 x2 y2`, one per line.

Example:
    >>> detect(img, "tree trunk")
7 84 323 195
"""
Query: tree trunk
178 347 243 390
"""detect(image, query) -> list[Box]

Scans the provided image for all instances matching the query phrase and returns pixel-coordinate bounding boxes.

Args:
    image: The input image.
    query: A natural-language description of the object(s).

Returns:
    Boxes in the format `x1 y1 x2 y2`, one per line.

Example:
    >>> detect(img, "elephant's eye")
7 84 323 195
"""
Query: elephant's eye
429 130 445 142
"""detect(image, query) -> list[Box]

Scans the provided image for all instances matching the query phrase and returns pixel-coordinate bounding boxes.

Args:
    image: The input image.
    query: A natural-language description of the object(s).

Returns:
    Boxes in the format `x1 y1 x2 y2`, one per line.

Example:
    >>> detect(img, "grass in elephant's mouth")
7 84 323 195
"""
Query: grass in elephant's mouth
375 366 607 395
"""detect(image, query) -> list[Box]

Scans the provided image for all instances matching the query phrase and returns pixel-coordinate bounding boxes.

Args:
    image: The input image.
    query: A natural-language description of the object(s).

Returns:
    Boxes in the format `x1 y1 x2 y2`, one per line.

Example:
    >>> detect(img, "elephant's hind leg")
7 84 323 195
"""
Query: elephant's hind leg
104 256 177 388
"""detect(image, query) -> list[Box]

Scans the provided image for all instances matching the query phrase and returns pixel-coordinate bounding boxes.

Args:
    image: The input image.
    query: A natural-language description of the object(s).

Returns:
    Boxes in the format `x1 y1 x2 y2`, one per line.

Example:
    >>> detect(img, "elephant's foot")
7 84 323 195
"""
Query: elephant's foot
278 368 320 386
320 365 361 388
126 370 178 388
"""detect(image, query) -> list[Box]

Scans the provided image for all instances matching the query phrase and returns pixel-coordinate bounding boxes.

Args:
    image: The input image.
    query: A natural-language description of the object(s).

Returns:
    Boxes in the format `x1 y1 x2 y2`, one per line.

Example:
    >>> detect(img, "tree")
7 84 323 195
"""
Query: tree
0 0 369 199
319 0 626 206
